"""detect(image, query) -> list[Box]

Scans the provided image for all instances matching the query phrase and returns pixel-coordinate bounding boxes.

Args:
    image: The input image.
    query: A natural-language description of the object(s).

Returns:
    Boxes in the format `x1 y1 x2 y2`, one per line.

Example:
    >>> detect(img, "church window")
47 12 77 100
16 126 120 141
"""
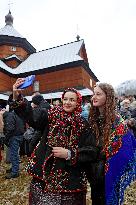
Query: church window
11 46 16 51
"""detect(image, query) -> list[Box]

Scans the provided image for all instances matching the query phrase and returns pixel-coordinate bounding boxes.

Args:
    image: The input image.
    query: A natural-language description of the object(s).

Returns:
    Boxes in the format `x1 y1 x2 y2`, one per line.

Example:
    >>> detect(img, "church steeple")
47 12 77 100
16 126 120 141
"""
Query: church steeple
0 10 36 56
5 10 13 26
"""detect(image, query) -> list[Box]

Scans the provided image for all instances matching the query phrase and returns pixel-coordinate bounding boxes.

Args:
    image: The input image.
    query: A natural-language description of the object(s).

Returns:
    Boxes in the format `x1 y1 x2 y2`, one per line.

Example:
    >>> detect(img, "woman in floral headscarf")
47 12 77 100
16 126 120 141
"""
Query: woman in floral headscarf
87 82 136 205
10 78 97 205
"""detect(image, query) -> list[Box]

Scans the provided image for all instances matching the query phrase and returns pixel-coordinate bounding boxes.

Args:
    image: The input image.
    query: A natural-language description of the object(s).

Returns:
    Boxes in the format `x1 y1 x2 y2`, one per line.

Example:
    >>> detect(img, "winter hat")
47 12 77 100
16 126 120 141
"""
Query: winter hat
32 94 44 105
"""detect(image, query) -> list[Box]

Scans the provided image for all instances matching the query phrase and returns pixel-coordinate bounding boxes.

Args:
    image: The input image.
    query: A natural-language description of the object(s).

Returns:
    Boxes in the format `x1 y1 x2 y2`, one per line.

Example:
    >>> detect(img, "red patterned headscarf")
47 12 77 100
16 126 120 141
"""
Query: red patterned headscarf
48 88 84 148
62 88 82 113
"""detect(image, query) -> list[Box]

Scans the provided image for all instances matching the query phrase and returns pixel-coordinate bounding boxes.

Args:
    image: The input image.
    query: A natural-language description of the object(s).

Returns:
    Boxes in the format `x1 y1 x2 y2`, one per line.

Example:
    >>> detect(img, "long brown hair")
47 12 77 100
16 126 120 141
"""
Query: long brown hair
89 83 116 146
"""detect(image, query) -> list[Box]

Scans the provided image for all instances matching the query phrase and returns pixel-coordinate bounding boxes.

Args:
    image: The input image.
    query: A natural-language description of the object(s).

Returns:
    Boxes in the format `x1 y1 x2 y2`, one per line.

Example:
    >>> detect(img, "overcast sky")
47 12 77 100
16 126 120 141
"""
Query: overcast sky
0 0 136 88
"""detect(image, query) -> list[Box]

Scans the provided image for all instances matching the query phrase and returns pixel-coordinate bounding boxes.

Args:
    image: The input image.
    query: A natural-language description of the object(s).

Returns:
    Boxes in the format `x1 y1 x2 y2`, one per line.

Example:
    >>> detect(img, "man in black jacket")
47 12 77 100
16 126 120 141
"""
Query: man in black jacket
28 94 50 154
31 92 51 110
3 110 25 179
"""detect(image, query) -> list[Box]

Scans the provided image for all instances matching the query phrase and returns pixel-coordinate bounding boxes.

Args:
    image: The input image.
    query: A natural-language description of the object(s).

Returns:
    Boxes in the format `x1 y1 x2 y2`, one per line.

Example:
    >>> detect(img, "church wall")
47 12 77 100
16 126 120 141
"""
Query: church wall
0 72 12 92
82 68 96 89
14 66 85 95
0 45 28 60
5 60 20 68
25 66 94 95
79 46 88 63
0 66 95 96
0 71 33 96
36 67 83 93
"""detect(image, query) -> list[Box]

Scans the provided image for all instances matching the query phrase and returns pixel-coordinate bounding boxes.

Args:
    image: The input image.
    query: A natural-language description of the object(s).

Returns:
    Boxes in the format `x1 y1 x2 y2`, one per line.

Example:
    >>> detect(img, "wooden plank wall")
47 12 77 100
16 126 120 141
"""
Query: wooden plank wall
0 45 28 60
0 66 95 95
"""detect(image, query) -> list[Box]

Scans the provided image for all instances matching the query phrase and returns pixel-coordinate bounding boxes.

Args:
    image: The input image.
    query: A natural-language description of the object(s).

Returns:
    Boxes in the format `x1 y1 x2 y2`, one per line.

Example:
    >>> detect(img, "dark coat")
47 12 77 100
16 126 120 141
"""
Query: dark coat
3 111 25 146
29 100 50 153
131 108 136 120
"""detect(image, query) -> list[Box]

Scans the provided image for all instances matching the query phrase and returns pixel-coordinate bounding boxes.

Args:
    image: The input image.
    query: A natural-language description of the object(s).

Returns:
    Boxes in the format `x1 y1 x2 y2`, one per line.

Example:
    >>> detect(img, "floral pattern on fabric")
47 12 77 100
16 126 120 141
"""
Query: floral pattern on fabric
104 114 128 173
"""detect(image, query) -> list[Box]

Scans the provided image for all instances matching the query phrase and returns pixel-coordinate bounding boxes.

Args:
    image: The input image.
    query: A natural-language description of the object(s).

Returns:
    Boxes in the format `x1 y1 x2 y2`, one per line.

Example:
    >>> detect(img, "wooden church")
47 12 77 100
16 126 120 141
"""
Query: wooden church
0 11 98 103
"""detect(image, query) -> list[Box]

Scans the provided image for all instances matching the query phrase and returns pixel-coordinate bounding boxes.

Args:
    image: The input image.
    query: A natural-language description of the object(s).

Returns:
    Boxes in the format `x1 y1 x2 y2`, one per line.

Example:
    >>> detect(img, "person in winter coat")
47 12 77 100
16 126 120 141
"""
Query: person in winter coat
32 91 51 110
28 94 51 154
87 83 136 205
119 99 132 120
3 108 25 179
127 118 136 138
131 107 136 120
10 78 97 205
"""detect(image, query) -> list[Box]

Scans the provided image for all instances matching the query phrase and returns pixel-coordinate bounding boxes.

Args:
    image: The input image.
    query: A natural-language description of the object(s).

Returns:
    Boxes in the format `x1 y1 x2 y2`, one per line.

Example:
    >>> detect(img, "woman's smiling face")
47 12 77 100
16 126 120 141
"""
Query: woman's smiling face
92 85 106 108
62 91 77 112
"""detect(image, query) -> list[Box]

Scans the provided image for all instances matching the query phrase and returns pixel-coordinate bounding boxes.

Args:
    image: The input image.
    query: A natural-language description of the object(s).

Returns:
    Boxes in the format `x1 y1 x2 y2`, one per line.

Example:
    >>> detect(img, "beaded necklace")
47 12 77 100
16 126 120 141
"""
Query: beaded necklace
47 106 84 148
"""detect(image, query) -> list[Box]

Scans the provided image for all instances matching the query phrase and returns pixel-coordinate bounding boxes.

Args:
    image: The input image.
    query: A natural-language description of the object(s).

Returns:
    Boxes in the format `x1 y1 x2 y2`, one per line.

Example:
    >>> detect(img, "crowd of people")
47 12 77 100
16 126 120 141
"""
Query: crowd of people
0 79 136 205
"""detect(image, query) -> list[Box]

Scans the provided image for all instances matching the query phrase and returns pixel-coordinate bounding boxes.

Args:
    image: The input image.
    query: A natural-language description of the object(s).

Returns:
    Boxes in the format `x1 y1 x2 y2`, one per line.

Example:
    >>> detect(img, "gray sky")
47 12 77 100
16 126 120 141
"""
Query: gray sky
0 0 136 87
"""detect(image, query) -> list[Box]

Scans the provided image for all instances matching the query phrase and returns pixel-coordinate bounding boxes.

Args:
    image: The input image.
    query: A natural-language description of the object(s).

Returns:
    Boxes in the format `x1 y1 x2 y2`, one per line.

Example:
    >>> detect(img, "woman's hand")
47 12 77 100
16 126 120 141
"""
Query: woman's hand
13 78 25 91
13 78 25 99
52 147 68 159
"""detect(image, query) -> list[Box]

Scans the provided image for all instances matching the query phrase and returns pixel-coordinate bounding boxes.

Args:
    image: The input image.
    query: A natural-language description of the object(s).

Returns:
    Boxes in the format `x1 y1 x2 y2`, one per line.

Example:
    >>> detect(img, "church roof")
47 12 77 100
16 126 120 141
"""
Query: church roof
0 10 23 38
0 24 23 38
4 54 22 61
15 39 84 74
0 39 85 75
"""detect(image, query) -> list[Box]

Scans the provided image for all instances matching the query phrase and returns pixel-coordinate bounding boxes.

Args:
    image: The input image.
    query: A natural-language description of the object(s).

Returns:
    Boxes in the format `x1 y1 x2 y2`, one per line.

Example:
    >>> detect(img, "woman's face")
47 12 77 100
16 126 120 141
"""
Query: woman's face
62 91 77 112
92 86 106 108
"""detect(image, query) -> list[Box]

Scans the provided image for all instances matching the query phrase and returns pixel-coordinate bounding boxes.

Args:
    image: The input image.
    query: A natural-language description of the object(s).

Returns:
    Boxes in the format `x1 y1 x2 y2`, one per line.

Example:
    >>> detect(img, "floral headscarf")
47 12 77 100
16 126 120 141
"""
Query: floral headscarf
62 87 82 113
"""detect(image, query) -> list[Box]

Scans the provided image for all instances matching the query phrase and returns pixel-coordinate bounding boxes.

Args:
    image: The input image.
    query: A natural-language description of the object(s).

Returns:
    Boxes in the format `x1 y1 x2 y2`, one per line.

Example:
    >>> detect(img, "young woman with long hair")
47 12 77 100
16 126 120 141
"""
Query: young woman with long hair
87 83 136 205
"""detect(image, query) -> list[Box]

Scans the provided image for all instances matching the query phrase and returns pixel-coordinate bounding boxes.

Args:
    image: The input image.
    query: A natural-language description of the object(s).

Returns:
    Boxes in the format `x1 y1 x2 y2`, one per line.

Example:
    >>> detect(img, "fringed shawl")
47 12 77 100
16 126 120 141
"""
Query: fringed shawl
105 115 136 205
